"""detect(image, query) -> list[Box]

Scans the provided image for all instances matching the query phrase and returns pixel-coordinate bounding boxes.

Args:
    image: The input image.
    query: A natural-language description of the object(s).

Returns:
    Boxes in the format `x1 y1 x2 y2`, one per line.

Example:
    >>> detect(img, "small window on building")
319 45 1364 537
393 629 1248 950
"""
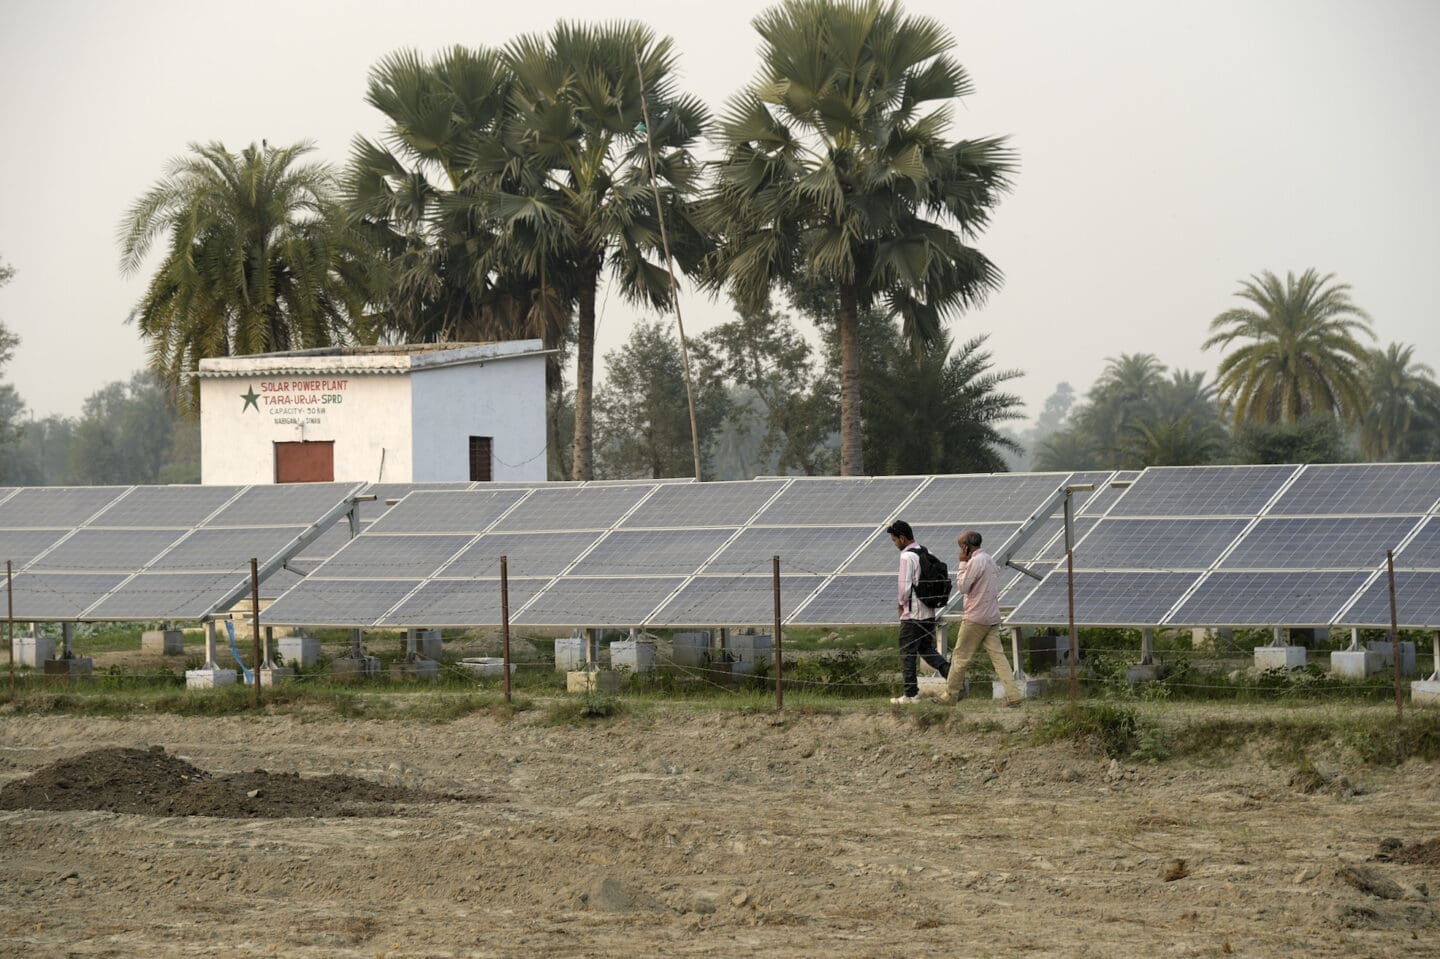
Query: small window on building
469 436 493 482
274 441 335 483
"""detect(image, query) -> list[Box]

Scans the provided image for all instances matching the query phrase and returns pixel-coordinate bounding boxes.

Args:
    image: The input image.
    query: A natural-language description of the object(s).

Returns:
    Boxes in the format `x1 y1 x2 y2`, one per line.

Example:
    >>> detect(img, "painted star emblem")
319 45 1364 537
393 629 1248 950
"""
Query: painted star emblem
240 385 260 412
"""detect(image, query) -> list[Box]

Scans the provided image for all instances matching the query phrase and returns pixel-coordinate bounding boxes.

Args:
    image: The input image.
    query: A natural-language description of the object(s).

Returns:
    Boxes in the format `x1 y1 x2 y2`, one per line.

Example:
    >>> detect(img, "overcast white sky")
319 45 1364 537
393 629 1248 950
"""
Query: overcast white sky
2 0 1437 428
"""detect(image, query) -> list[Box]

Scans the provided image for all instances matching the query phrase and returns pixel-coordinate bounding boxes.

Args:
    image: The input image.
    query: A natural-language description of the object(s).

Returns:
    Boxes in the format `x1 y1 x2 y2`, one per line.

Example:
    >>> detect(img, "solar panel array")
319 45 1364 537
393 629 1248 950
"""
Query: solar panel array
0 483 364 621
1008 463 1440 629
262 473 1093 629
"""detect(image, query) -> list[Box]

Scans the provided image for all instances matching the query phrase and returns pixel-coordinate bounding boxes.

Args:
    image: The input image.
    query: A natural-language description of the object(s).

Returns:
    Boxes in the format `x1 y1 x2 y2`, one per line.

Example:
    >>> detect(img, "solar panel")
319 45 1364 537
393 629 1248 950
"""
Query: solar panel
901 473 1071 523
205 483 362 527
1077 471 1139 516
619 479 787 528
87 485 240 528
569 528 736 577
27 529 181 571
1270 463 1440 515
0 487 129 527
367 488 527 534
1337 571 1440 628
1108 465 1298 517
1170 571 1371 627
8 572 131 619
493 485 654 531
845 523 1019 574
650 574 825 627
751 477 923 525
313 533 474 579
704 526 872 577
379 578 545 628
85 572 251 621
1395 517 1440 569
0 529 72 568
513 576 686 627
260 578 423 628
1219 517 1420 570
144 527 305 572
442 531 603 579
1073 518 1250 570
1008 571 1199 626
788 574 895 625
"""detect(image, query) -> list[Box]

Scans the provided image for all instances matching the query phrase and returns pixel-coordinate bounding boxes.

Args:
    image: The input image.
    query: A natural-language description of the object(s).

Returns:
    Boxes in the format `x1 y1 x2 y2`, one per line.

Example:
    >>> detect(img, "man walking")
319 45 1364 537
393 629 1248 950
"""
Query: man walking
942 530 1022 707
886 520 949 704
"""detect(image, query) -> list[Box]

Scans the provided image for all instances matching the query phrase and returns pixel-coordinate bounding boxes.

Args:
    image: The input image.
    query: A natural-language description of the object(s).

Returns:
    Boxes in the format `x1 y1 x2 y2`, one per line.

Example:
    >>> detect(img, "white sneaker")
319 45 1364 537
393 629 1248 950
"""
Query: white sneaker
889 695 920 704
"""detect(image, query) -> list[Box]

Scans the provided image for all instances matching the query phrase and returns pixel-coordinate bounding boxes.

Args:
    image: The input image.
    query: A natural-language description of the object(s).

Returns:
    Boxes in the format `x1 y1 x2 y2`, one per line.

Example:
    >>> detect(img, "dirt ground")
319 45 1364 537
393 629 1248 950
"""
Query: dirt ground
0 703 1436 958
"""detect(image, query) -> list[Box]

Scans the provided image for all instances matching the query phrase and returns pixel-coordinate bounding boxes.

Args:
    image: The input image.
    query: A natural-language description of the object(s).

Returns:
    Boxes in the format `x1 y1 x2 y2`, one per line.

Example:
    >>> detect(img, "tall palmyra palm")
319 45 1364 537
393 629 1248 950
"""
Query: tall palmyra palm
1203 269 1374 427
499 21 710 480
120 141 372 409
702 0 1014 475
1359 342 1440 461
346 46 573 353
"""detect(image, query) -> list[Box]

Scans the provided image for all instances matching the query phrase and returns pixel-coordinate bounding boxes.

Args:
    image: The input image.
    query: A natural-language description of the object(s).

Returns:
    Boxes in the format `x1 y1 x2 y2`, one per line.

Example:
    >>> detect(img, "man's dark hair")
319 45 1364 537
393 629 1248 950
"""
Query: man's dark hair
961 530 983 549
886 520 914 540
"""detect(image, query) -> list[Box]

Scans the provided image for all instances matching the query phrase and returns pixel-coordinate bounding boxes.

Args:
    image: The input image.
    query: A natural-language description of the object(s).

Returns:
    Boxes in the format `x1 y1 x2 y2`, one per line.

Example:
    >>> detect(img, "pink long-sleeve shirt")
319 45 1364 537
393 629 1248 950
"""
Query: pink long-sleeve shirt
955 548 1002 625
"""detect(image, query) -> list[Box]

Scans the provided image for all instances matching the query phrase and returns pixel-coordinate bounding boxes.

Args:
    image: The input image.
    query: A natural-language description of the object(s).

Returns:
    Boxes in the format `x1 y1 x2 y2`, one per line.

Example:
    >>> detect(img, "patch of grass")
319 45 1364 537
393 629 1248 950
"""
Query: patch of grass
1032 702 1145 759
543 692 626 725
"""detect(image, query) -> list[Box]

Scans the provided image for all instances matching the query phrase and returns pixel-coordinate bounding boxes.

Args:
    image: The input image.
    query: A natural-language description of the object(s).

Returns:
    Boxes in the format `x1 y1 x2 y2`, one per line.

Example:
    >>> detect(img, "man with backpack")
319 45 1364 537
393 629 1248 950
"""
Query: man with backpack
885 520 950 704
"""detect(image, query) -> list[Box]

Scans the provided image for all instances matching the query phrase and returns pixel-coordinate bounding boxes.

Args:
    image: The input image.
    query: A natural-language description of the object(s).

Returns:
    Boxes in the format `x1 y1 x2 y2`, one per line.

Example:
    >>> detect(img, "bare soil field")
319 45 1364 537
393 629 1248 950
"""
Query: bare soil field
0 703 1436 958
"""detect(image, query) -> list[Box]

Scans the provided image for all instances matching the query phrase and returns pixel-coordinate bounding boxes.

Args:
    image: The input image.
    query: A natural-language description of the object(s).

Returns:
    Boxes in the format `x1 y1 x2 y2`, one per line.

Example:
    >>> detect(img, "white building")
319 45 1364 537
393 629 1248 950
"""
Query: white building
196 341 551 484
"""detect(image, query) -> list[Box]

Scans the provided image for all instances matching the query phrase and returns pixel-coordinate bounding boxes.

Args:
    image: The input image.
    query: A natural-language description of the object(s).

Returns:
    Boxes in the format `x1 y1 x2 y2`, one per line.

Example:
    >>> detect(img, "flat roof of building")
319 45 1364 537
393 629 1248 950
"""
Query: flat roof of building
195 340 552 377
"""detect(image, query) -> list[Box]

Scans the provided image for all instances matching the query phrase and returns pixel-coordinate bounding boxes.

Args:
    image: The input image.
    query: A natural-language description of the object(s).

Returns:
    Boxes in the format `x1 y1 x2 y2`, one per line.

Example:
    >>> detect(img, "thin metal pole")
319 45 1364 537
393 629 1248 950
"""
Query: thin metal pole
634 50 702 481
500 555 512 704
1063 490 1078 704
1387 550 1402 725
772 555 783 711
6 560 13 697
250 558 262 705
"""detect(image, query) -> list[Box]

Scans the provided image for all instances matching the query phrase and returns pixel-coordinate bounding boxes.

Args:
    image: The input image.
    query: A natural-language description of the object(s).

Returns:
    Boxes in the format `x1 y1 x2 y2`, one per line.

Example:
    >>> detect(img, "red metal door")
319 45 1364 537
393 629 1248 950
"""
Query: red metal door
274 441 335 483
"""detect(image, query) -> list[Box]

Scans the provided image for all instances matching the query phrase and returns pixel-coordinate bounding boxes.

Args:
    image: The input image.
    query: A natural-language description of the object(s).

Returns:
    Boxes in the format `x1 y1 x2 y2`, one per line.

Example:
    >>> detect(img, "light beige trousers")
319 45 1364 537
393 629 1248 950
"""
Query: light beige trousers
946 621 1021 704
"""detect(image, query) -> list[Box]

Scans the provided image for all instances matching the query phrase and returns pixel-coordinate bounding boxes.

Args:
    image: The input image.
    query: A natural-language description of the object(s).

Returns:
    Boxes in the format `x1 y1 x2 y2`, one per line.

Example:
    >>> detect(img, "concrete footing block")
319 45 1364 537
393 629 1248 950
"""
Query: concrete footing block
257 665 295 685
12 637 55 668
143 629 185 655
459 657 515 678
671 631 711 668
566 670 620 694
1255 646 1307 671
44 658 92 683
992 677 1047 700
917 675 949 699
1330 649 1385 679
1367 641 1417 676
1411 680 1440 706
185 667 238 689
277 635 320 668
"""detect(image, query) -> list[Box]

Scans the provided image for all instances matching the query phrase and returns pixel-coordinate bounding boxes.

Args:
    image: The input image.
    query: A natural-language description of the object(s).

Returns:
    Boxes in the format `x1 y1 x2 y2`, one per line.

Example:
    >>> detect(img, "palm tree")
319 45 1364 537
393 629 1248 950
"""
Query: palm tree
702 0 1014 475
119 141 373 409
1359 342 1440 461
346 47 573 353
498 21 710 480
1080 353 1166 458
1122 370 1228 466
1203 269 1374 427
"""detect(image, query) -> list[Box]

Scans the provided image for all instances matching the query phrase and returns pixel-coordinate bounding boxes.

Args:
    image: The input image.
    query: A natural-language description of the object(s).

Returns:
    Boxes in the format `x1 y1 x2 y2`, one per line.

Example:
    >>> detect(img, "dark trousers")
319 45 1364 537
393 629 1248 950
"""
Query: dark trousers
899 619 949 697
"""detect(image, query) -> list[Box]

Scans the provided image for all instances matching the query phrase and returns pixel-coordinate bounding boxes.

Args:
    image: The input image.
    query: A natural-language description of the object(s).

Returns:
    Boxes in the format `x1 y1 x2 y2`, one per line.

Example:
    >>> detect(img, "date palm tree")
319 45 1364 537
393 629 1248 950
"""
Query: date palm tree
120 142 374 409
1203 269 1374 427
498 21 710 480
1359 342 1440 461
702 0 1014 475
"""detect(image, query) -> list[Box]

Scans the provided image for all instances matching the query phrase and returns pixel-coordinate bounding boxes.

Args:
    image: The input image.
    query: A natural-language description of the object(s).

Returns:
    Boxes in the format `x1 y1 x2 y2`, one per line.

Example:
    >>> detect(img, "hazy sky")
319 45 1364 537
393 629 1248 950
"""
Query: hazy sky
2 0 1438 429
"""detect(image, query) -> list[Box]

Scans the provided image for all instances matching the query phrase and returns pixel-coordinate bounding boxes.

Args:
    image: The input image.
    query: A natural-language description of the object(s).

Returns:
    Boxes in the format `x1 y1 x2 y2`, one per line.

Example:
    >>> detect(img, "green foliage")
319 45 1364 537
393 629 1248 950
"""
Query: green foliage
1204 268 1374 427
1033 702 1144 759
119 141 377 411
593 319 730 478
702 0 1014 475
1233 412 1351 465
783 649 881 697
1359 342 1440 461
544 692 626 724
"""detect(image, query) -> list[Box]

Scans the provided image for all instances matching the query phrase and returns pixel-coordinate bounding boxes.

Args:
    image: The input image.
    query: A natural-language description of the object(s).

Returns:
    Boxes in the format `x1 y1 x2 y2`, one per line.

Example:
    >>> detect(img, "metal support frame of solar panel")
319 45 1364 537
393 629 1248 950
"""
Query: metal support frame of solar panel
261 473 1094 630
1008 463 1440 629
0 483 365 622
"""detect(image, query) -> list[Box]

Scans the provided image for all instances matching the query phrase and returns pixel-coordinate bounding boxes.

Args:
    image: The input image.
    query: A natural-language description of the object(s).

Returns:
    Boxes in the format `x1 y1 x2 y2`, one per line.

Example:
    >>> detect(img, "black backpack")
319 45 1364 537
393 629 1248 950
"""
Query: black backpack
910 545 952 610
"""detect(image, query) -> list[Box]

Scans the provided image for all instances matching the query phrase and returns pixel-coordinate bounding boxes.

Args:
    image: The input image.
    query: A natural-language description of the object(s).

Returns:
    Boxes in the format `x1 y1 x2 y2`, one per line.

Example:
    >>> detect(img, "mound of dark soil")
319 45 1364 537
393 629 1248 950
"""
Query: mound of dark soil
1375 836 1440 868
0 746 467 818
